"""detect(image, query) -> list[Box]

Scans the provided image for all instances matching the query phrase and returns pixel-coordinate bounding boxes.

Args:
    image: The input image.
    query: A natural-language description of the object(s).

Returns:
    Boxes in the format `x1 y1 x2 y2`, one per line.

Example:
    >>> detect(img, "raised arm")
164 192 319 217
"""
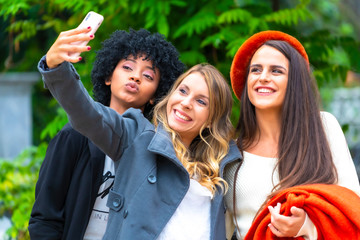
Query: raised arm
38 28 143 161
46 27 93 68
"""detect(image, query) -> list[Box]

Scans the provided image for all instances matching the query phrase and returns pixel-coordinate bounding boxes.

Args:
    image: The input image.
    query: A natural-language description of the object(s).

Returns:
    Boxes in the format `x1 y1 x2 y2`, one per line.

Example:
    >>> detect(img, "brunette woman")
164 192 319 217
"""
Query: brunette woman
224 31 360 240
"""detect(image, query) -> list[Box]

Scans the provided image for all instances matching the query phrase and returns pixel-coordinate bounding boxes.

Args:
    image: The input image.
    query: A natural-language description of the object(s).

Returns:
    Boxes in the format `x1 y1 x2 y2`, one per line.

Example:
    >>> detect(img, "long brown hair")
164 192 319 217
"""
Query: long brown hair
236 40 338 201
153 63 234 195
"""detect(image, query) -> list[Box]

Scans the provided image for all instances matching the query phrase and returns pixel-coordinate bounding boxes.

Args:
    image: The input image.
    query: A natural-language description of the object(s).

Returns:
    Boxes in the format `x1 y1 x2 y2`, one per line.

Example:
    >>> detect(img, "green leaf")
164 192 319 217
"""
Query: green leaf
263 6 311 26
40 108 68 140
248 18 260 34
174 11 217 38
226 37 249 57
201 33 223 48
145 6 156 28
169 0 187 7
0 1 30 18
157 15 169 37
218 8 252 24
201 27 236 48
130 1 140 14
180 50 207 65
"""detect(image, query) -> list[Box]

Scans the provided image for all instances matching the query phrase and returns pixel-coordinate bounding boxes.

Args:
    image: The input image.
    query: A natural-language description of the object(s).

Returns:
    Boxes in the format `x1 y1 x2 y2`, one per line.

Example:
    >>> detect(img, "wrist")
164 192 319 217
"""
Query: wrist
294 213 318 240
45 56 60 69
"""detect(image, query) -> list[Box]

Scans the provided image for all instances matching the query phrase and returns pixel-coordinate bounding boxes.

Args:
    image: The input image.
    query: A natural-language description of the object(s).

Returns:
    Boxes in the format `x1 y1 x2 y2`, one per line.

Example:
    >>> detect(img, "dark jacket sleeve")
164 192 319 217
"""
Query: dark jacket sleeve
28 124 87 240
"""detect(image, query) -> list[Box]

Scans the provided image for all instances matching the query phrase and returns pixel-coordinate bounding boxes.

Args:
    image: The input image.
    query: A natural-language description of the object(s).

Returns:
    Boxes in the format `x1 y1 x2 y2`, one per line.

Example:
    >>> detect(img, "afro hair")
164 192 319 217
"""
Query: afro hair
91 28 185 120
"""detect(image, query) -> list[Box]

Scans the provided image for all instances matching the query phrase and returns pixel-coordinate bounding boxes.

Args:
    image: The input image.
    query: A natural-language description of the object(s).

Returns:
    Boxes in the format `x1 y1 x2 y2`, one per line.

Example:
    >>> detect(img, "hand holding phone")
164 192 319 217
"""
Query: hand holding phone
69 11 104 57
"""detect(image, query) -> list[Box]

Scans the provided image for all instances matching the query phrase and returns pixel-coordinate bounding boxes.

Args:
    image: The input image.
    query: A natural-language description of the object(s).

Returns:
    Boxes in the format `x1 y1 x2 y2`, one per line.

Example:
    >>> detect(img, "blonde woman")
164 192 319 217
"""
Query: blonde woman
37 26 241 240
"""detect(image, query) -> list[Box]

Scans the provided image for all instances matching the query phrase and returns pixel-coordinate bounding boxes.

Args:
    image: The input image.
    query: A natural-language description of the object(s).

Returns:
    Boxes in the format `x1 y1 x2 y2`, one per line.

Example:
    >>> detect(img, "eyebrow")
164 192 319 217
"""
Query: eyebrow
125 57 157 75
250 64 287 71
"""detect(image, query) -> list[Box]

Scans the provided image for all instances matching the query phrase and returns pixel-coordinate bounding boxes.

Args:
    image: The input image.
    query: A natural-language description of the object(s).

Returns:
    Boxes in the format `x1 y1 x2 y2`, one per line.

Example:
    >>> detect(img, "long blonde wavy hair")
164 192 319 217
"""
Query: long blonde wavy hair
153 63 234 195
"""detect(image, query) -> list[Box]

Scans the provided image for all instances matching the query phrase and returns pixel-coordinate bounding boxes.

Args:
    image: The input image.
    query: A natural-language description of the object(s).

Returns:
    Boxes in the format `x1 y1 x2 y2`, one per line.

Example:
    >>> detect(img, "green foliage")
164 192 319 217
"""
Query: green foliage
218 9 252 24
0 144 47 239
263 6 310 26
0 0 30 18
174 10 217 38
180 50 207 66
7 20 37 42
1 0 360 238
264 0 311 25
40 108 68 140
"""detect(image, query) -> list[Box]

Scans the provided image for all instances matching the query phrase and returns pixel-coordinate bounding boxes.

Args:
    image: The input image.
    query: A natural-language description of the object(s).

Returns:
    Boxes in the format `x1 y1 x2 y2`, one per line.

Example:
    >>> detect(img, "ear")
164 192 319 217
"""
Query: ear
105 78 111 86
149 98 155 105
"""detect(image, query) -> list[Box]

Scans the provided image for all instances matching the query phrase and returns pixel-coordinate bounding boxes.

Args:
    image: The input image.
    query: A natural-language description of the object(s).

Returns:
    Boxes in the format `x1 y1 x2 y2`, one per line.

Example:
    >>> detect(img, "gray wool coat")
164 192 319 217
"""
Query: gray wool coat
38 56 242 240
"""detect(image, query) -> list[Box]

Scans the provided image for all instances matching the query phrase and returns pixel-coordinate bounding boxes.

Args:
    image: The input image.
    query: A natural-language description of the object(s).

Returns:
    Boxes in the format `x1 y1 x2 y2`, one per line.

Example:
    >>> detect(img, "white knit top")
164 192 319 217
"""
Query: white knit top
224 112 360 239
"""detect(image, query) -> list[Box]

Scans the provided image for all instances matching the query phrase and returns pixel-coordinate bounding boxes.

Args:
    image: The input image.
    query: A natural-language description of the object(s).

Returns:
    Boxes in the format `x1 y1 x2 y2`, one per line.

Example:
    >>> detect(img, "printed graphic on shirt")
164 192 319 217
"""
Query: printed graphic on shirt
97 170 114 199
83 156 115 240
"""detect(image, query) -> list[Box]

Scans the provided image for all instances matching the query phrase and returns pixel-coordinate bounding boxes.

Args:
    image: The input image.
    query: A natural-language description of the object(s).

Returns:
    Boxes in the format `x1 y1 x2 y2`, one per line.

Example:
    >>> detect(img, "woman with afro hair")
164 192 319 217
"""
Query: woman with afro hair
29 28 185 240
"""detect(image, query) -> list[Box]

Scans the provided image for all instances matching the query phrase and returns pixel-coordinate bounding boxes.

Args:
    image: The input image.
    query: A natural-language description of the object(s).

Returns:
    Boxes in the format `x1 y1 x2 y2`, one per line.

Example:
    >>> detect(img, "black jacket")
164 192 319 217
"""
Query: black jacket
28 123 105 239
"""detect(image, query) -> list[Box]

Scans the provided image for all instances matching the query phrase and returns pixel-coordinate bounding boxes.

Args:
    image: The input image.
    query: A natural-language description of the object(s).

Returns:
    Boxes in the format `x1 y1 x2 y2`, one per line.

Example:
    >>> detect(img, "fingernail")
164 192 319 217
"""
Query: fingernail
87 46 91 50
90 35 94 38
79 57 82 61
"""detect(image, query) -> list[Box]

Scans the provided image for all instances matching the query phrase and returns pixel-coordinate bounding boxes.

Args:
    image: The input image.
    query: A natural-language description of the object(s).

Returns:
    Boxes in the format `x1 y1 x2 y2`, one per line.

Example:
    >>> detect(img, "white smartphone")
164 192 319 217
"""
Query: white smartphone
69 11 104 57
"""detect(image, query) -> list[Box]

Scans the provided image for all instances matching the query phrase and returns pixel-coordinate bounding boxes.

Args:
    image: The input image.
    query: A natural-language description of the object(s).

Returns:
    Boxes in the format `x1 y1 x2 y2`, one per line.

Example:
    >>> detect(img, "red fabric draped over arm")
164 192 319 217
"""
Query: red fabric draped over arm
244 184 360 240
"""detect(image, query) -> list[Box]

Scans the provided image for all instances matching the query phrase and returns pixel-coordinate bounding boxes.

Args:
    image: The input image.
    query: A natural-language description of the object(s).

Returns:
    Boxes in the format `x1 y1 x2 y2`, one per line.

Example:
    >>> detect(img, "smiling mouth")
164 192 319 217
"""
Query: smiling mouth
175 110 191 121
257 88 274 93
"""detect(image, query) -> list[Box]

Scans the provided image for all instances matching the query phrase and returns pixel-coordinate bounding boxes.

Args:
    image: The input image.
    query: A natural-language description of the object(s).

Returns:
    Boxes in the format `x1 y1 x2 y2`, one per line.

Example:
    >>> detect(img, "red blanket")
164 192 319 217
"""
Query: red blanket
244 184 360 240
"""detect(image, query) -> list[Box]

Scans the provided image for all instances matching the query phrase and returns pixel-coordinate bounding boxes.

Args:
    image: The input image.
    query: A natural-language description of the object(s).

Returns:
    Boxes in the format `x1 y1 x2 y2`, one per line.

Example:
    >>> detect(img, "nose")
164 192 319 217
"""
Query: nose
180 97 192 109
259 70 270 83
130 71 141 84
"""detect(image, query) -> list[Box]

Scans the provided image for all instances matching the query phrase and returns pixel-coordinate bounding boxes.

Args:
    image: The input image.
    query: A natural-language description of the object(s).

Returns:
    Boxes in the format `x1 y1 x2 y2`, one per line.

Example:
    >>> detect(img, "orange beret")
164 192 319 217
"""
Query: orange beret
230 30 309 100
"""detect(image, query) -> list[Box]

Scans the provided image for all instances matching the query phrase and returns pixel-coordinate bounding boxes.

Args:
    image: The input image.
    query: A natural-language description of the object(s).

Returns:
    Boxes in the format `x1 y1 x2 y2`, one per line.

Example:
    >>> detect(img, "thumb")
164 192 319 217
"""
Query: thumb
290 206 304 217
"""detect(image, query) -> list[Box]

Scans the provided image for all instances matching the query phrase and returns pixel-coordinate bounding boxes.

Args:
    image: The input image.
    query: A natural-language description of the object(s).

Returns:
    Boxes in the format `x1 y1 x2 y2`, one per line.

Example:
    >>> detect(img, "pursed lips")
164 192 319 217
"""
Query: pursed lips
125 82 139 93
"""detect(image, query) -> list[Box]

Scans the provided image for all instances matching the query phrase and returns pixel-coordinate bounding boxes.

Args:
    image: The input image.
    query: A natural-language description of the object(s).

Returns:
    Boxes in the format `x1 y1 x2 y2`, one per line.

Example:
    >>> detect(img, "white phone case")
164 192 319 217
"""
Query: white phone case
69 11 104 57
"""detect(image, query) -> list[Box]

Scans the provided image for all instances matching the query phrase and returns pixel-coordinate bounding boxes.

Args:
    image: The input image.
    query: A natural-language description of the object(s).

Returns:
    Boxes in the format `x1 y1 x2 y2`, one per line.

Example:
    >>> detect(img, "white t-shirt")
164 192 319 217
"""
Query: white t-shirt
83 155 115 240
157 179 212 240
224 112 360 239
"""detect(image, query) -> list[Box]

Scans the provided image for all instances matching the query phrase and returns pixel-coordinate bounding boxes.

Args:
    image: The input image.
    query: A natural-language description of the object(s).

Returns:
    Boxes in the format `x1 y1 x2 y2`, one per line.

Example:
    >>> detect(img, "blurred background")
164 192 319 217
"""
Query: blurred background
0 0 359 238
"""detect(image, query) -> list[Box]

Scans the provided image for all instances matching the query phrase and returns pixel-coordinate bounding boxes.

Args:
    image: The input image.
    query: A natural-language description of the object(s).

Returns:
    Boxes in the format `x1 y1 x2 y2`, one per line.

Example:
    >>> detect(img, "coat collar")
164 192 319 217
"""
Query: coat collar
147 124 186 171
